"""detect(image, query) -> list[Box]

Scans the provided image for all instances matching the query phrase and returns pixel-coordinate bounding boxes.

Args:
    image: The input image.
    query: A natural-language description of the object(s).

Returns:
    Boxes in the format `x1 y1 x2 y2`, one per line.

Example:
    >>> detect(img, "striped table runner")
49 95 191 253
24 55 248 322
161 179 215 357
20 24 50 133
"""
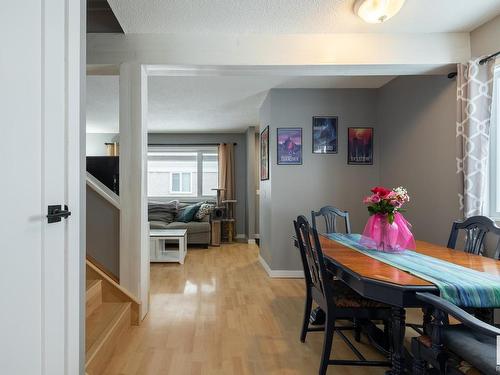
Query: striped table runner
326 233 500 308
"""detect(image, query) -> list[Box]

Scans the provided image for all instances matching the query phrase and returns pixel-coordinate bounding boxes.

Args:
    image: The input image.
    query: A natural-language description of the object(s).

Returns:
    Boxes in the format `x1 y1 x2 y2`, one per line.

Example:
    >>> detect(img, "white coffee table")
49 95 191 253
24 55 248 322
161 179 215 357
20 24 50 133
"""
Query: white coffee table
150 229 188 264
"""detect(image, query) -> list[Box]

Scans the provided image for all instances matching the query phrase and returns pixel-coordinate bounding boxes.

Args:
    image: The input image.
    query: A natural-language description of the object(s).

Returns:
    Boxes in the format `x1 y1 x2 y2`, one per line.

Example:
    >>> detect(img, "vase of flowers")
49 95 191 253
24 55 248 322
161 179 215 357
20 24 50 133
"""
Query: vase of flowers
361 186 416 253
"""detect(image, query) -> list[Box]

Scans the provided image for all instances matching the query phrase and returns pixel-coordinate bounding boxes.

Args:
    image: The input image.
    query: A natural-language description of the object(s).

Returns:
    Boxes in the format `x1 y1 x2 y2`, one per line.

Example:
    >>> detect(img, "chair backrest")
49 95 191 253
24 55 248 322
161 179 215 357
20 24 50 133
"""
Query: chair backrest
447 215 500 259
311 206 351 234
293 215 331 301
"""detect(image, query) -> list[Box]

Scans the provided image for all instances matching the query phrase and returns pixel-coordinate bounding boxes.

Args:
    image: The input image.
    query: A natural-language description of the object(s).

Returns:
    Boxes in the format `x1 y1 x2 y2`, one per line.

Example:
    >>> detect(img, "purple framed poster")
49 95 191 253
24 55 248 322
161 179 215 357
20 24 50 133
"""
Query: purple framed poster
277 127 302 165
348 127 373 165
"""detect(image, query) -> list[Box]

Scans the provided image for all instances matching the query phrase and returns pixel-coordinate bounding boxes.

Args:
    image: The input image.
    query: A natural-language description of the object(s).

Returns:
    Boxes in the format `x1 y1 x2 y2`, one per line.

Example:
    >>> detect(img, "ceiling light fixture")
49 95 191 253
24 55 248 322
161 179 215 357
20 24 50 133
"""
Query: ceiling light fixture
354 0 406 24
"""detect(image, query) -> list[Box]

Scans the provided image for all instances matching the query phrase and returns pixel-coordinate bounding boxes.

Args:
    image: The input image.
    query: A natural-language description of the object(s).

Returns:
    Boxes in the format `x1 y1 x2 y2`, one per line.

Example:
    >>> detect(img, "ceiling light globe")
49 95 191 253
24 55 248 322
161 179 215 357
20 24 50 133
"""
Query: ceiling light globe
354 0 406 24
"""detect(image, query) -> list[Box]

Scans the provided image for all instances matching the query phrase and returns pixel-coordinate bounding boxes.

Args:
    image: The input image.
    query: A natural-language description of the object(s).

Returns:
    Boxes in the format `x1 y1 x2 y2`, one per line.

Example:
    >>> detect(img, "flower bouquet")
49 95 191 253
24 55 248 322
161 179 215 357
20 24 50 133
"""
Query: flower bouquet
360 186 415 253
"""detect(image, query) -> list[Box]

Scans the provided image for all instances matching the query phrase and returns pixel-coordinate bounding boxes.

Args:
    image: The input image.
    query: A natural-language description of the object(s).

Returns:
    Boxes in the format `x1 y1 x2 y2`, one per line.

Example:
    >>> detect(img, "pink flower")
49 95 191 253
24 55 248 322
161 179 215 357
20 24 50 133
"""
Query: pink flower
390 200 402 208
371 186 392 198
363 196 372 204
370 194 381 203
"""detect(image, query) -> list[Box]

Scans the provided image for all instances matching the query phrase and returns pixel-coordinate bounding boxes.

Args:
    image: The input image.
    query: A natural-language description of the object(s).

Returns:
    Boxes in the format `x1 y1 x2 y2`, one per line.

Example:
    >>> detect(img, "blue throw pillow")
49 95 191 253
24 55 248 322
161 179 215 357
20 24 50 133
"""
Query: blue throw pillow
177 203 202 223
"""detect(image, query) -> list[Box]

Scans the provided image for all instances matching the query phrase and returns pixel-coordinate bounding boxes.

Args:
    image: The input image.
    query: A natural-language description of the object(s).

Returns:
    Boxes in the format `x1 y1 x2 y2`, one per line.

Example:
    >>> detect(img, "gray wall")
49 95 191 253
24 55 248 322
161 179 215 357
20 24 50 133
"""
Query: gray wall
259 94 273 265
86 132 119 156
378 76 460 246
86 185 120 278
245 126 257 240
148 132 247 236
471 15 500 58
260 89 380 271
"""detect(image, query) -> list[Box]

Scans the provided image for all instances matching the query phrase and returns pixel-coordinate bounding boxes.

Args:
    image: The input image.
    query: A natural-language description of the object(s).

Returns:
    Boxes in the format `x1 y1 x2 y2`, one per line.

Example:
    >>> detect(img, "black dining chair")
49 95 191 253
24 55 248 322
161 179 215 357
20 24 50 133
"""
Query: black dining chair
447 215 500 324
447 215 500 260
311 206 351 234
412 292 500 375
293 215 391 375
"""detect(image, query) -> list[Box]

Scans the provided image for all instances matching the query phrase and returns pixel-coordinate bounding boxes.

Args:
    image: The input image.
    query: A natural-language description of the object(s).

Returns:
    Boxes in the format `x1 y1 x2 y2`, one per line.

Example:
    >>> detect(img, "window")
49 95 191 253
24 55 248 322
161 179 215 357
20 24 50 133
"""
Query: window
147 146 218 198
489 65 500 217
171 172 191 194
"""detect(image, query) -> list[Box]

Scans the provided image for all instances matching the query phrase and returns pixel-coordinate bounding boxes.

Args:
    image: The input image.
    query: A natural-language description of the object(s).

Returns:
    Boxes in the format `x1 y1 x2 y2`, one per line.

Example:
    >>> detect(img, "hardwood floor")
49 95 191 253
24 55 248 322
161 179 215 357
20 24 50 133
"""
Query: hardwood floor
102 243 419 375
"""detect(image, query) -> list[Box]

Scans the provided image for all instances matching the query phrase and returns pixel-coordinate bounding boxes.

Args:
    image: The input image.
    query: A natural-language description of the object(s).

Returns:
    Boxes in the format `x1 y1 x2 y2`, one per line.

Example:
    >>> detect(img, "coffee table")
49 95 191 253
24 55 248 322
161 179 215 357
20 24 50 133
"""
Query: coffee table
150 229 188 264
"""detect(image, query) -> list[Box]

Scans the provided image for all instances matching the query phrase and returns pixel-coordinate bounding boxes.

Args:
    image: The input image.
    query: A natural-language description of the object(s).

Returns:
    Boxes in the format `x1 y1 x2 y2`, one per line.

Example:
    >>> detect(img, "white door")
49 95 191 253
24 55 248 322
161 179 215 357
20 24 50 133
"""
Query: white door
0 1 83 375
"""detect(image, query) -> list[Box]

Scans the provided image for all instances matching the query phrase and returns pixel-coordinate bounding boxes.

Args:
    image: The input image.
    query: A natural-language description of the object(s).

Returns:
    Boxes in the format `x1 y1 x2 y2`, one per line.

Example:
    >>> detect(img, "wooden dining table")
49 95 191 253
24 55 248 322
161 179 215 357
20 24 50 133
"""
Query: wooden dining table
318 234 500 375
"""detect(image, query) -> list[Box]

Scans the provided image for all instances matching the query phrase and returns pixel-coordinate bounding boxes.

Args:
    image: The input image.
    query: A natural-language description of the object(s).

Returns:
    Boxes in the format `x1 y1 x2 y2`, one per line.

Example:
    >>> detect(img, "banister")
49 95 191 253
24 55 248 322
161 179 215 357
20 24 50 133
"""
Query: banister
86 172 120 209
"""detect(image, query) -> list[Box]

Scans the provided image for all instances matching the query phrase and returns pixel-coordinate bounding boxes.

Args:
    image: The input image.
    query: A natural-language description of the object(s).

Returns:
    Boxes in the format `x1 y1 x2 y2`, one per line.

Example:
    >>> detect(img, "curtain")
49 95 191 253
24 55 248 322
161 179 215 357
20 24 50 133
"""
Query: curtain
218 143 235 202
456 58 496 217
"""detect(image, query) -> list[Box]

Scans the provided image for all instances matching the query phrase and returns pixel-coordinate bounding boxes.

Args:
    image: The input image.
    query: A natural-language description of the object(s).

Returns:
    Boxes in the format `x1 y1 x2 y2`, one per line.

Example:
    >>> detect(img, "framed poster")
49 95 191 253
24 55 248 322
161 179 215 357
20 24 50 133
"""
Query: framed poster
260 126 269 180
312 116 338 154
277 128 302 165
348 127 373 165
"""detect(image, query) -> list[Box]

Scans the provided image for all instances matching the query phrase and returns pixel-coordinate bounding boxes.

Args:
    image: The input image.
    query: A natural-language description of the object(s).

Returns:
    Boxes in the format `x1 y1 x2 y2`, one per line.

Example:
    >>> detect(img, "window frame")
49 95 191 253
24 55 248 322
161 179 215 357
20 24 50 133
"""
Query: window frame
169 172 192 195
147 145 219 200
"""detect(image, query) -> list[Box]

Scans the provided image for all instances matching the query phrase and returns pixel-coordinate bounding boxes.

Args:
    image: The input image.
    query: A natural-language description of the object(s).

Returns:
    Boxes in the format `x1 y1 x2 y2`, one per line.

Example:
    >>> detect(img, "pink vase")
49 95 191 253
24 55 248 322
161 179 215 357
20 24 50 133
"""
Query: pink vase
361 213 416 253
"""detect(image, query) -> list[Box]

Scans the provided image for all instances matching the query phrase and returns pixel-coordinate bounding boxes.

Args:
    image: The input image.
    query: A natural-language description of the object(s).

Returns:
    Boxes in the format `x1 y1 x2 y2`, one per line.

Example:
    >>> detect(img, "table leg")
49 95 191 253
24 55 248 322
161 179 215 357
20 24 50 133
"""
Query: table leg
386 307 406 375
179 236 185 264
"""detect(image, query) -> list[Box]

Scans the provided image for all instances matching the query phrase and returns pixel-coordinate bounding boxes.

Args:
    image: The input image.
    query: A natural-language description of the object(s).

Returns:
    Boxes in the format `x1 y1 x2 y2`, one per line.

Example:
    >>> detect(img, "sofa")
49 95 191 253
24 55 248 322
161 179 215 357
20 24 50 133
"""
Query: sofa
148 201 212 247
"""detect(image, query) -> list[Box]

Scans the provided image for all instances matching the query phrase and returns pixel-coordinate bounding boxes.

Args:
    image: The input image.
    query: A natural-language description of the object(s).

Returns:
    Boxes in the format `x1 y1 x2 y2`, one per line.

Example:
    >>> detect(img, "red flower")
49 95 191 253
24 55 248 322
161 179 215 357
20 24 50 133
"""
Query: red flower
371 186 392 198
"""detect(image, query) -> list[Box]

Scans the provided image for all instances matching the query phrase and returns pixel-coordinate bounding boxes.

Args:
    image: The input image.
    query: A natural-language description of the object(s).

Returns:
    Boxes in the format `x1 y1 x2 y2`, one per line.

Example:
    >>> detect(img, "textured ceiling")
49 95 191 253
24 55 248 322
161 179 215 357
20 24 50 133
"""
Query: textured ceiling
147 75 394 132
85 75 395 133
107 0 500 34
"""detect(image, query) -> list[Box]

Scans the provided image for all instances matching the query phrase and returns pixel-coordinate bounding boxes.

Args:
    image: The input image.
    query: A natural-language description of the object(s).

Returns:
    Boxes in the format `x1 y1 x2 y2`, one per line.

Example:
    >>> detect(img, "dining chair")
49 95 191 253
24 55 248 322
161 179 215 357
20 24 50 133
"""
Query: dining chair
411 292 500 375
311 206 351 234
293 215 391 375
447 215 500 325
447 215 500 260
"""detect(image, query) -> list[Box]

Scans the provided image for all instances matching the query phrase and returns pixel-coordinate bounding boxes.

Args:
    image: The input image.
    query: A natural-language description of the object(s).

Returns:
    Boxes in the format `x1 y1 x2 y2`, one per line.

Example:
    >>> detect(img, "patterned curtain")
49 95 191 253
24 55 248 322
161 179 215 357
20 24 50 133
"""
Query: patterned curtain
456 58 496 217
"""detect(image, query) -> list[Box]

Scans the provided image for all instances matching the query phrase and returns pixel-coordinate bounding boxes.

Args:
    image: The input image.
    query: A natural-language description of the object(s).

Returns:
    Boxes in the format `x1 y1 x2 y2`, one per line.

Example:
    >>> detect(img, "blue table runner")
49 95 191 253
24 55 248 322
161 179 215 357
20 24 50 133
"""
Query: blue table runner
326 233 500 308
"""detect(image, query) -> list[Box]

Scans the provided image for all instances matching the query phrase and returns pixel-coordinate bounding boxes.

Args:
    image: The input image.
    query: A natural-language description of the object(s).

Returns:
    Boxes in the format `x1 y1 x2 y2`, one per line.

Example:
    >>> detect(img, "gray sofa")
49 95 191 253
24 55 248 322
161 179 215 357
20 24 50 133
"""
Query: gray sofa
148 201 211 247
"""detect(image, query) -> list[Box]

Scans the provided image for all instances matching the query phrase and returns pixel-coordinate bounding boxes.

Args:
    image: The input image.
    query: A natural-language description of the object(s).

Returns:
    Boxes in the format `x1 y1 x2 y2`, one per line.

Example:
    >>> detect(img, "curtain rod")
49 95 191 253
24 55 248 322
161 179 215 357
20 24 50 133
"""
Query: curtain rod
479 50 500 65
148 143 237 146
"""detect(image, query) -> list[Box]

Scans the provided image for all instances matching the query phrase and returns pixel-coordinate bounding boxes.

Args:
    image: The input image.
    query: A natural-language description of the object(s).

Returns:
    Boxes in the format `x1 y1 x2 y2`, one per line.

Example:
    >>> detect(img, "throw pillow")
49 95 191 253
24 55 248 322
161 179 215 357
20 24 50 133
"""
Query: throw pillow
195 203 215 220
148 200 178 224
176 203 202 223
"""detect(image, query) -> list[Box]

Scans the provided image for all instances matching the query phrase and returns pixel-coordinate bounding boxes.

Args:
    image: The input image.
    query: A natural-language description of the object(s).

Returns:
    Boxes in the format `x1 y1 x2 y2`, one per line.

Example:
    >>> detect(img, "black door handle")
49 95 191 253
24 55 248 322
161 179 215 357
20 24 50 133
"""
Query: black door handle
47 205 72 223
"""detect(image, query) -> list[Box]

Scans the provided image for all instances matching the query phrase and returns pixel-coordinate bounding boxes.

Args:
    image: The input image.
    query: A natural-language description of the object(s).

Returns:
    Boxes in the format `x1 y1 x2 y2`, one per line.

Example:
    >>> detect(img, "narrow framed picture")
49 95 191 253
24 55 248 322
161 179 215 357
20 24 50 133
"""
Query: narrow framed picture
260 126 270 180
348 127 373 165
312 116 338 154
277 127 302 165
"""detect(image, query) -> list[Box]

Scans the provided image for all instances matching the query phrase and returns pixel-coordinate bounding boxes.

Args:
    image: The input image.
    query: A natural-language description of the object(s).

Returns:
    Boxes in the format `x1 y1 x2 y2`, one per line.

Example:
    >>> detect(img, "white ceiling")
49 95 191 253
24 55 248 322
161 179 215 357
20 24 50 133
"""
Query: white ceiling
86 75 394 133
148 75 394 132
107 0 500 34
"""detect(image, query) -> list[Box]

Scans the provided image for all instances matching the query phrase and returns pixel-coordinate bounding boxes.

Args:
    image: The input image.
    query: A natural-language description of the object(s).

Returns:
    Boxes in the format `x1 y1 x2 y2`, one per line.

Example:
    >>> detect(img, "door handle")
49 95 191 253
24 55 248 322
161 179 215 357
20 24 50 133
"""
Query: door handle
47 205 72 223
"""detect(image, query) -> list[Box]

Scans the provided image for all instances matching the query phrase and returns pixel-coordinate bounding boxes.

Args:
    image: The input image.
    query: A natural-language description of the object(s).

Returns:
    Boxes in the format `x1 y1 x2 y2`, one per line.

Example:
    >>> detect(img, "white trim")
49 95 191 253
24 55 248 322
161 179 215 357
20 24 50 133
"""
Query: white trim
86 172 120 209
258 255 304 278
247 238 256 245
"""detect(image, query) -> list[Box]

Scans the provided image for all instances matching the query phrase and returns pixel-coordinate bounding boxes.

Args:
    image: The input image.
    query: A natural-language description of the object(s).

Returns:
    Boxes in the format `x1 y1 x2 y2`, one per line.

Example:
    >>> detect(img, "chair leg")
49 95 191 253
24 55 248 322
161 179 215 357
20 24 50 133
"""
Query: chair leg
319 312 334 375
354 318 362 342
300 291 313 343
412 359 426 375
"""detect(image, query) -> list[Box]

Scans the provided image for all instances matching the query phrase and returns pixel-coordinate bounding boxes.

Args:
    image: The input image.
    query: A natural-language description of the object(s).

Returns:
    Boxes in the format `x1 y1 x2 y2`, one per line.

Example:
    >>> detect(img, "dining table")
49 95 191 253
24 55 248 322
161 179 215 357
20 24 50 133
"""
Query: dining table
317 233 500 375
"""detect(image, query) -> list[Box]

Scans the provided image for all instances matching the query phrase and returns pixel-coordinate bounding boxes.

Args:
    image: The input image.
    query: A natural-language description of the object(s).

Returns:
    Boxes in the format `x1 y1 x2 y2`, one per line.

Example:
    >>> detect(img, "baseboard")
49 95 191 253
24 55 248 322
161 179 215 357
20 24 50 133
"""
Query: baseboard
247 238 256 245
258 255 304 278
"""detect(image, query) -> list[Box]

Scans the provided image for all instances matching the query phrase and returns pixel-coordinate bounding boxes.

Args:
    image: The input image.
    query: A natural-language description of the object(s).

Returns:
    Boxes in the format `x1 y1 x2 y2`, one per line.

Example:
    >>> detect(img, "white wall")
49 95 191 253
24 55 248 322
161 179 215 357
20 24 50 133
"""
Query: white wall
259 89 380 271
471 15 500 58
86 132 119 156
